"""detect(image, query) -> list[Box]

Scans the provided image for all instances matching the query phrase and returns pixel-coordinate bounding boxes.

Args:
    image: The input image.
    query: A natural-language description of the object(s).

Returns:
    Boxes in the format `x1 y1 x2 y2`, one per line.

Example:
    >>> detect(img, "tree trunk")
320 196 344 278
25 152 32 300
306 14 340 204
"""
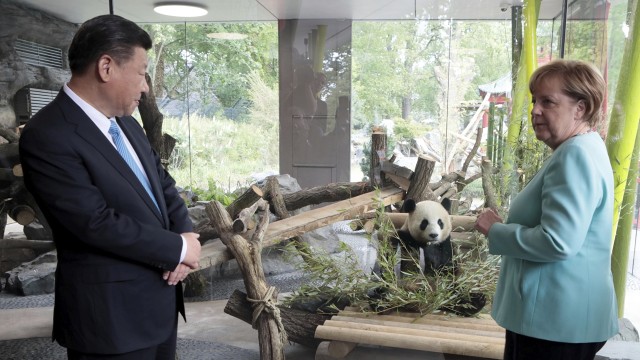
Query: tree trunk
138 73 176 166
405 155 437 202
205 199 286 360
370 131 387 187
280 182 374 212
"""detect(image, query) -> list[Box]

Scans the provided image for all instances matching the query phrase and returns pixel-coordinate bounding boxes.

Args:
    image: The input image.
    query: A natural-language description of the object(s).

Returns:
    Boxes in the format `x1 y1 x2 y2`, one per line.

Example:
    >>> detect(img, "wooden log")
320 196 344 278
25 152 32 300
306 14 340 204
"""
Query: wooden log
433 182 452 197
441 187 457 200
380 161 414 180
0 128 19 143
461 125 483 174
333 312 502 332
370 131 387 187
321 320 505 344
262 187 404 247
225 289 331 348
199 187 405 270
232 198 264 234
280 182 374 212
430 171 464 191
314 326 503 359
206 200 286 359
383 172 411 191
327 340 357 358
227 185 264 219
0 239 55 252
481 157 498 209
9 205 35 225
12 164 22 177
138 73 175 164
363 219 375 234
328 315 503 339
405 155 437 202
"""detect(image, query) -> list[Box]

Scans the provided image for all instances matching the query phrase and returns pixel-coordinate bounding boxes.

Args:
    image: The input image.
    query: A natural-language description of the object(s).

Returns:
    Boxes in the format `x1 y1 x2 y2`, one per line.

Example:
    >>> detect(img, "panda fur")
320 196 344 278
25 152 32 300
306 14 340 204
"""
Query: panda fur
394 197 486 316
397 198 453 274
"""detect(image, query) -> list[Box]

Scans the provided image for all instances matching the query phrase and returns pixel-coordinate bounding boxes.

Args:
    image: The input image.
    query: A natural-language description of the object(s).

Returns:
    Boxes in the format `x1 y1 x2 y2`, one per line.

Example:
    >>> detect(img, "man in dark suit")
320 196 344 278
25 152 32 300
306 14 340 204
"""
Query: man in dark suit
18 15 201 360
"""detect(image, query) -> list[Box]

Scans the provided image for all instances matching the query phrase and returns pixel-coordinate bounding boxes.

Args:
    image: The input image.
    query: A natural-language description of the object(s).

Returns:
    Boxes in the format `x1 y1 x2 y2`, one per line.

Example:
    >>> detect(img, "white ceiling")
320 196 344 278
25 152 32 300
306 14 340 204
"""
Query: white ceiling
13 0 576 24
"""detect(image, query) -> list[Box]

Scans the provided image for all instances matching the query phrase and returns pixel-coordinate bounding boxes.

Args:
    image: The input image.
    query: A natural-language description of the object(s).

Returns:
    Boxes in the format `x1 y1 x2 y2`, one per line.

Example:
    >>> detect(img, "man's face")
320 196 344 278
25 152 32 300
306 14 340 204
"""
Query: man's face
107 47 149 117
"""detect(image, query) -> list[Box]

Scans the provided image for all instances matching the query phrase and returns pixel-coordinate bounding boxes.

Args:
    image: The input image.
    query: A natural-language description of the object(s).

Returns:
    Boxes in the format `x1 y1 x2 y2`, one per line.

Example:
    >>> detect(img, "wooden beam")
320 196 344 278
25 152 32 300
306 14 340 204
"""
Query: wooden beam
199 187 404 267
315 312 505 359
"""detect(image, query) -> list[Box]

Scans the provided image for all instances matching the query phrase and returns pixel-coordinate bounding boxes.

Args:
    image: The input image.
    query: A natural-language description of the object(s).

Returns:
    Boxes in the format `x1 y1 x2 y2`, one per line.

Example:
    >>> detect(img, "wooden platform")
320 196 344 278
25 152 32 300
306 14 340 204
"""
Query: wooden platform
314 309 505 359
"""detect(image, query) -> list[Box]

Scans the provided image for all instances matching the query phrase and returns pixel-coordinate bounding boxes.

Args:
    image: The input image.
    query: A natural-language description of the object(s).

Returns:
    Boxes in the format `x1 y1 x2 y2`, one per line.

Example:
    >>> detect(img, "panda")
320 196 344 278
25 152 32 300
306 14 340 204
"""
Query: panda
392 197 486 316
397 197 453 275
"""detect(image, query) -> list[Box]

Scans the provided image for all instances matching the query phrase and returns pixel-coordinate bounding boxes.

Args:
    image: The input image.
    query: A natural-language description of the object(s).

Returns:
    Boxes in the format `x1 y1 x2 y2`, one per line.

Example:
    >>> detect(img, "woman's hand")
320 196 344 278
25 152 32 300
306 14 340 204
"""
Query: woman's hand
475 208 503 236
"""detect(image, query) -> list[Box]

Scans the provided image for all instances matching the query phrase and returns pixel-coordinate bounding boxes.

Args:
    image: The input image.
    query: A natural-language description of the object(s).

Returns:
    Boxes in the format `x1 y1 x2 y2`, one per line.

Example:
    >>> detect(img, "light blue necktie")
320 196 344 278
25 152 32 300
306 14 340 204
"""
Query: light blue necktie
108 120 160 212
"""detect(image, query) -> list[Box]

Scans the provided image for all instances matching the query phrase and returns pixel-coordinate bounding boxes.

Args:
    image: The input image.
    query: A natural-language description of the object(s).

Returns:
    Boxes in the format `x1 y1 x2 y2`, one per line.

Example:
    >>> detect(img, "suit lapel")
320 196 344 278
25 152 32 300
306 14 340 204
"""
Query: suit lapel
116 117 168 224
57 92 165 224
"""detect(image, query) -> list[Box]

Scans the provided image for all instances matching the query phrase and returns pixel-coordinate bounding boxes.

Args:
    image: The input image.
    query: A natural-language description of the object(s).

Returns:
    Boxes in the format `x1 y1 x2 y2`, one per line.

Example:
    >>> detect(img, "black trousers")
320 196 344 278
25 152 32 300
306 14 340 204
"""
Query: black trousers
66 317 178 360
504 330 607 360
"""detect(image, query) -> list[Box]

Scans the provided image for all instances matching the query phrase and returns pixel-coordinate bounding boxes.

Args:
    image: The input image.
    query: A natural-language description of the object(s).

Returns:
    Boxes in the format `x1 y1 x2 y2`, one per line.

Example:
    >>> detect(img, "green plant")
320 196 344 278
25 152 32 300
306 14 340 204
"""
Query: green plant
281 191 500 315
189 179 238 206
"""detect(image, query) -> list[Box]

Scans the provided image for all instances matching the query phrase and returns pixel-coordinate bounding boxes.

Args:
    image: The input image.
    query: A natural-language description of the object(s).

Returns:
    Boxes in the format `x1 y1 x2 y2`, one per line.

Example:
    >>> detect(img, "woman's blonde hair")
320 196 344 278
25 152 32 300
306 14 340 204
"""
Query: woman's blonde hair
529 59 605 127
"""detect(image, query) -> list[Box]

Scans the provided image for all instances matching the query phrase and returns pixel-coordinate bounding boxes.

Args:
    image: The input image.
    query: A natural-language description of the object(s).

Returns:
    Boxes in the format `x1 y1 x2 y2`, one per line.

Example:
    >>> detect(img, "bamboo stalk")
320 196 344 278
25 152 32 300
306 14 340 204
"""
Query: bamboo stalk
606 0 640 317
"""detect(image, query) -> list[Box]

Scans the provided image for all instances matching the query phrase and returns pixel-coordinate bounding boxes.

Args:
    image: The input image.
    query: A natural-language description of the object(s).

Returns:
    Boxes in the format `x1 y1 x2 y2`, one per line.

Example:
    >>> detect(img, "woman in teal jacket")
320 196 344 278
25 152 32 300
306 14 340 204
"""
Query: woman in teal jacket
475 59 618 360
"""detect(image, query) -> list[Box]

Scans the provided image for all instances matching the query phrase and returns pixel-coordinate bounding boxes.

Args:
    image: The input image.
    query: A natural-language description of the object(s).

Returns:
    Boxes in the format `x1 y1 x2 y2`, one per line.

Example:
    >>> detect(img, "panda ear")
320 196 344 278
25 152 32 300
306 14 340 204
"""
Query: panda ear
440 197 452 213
402 199 416 213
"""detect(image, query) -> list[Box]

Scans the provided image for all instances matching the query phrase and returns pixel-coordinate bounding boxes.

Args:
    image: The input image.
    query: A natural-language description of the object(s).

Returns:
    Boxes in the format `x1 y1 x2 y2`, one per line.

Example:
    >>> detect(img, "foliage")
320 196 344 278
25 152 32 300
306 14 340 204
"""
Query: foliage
281 193 499 315
163 111 278 191
280 240 376 313
393 117 433 144
143 22 278 120
189 179 237 206
352 21 447 126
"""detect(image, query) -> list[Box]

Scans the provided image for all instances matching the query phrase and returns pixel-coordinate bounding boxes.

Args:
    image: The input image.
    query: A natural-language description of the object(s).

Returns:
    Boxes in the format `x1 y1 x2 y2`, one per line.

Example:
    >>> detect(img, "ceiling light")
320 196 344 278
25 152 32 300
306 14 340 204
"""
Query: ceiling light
154 2 208 17
207 33 248 40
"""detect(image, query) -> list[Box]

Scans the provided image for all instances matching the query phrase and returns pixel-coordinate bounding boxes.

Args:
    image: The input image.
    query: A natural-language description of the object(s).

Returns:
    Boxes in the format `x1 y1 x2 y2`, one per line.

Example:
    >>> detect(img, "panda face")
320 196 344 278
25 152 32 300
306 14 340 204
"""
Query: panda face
401 199 452 245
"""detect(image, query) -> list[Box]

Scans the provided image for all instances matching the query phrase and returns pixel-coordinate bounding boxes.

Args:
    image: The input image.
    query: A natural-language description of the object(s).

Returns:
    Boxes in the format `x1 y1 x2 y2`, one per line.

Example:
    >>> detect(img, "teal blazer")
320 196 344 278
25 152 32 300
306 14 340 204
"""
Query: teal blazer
488 132 618 343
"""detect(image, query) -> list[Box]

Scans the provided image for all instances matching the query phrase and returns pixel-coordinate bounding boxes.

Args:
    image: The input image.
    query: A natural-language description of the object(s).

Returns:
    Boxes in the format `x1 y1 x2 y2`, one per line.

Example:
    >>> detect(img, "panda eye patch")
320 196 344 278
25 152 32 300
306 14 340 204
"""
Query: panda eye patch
420 219 429 230
438 219 444 229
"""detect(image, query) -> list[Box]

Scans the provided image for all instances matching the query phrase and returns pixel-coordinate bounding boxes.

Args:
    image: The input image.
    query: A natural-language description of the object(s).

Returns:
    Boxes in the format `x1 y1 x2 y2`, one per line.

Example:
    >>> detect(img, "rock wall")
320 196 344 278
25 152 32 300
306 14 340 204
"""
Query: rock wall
0 0 76 128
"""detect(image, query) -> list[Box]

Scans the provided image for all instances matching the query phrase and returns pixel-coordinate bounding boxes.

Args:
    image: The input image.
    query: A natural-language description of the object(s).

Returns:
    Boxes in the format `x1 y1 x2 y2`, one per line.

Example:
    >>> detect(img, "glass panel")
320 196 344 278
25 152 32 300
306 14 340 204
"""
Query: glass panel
144 22 279 193
351 17 512 187
279 19 353 188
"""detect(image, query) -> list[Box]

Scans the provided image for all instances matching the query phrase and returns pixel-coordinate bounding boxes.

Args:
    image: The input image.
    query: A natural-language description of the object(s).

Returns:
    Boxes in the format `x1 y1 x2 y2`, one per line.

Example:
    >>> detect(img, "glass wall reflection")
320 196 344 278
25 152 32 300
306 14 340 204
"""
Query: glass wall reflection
136 0 624 198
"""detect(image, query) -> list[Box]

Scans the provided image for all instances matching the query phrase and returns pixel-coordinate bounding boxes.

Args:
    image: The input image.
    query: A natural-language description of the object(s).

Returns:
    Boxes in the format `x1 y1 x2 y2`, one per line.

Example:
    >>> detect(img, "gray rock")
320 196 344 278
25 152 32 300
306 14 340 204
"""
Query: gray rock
4 251 57 296
596 340 640 360
23 219 52 240
0 1 76 128
611 318 640 342
188 204 218 242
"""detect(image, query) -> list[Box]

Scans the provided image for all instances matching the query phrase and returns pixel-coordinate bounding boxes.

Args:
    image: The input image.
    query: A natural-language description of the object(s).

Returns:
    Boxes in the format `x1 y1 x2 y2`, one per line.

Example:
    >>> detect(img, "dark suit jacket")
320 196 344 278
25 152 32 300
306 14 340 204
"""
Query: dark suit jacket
19 90 193 354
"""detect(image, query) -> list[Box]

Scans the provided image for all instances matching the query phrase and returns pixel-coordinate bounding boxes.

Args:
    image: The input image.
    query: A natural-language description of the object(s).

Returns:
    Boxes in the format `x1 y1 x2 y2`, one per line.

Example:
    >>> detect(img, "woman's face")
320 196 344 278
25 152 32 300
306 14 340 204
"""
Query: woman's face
530 76 587 150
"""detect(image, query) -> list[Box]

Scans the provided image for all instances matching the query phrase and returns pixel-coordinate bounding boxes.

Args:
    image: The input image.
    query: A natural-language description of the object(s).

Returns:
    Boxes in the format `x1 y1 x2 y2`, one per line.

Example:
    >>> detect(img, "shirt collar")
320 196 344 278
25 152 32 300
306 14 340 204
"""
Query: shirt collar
63 83 113 133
